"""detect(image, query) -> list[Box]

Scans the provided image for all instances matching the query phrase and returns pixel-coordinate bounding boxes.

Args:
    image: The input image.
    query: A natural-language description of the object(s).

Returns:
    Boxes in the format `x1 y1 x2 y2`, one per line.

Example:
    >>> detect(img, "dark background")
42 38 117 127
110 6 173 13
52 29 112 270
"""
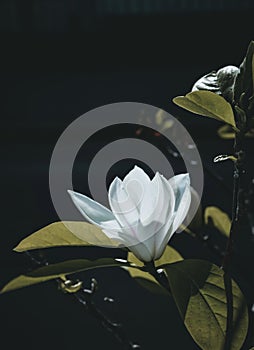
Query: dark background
1 1 254 349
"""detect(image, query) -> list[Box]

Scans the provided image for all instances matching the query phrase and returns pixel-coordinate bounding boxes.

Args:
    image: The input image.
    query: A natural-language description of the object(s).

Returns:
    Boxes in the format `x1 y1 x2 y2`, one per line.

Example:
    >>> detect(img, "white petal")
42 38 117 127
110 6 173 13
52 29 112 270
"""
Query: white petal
108 168 149 228
128 173 175 256
168 174 191 232
178 186 200 233
153 219 175 260
122 165 151 189
68 190 121 230
151 175 177 259
140 173 175 227
128 240 154 262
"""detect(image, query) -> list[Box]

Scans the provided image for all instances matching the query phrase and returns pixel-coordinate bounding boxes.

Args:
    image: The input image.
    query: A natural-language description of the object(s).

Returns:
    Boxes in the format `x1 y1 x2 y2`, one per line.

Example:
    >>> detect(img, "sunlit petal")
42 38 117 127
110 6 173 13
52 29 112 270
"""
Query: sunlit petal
68 190 121 230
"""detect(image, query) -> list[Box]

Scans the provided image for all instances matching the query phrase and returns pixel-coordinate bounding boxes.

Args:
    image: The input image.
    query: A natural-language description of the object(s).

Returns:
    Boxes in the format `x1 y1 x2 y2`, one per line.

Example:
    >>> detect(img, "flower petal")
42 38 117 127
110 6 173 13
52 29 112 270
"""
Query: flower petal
128 239 154 262
68 190 121 231
153 219 175 260
122 165 150 193
140 173 175 228
108 167 150 228
168 174 191 232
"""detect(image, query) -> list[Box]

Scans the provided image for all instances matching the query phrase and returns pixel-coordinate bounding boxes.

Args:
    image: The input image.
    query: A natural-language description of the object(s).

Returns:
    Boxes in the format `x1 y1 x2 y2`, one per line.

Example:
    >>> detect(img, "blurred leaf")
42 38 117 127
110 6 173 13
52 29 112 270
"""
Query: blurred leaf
165 259 248 350
14 221 120 252
217 124 254 139
204 206 231 237
125 245 182 294
173 91 236 129
1 258 131 293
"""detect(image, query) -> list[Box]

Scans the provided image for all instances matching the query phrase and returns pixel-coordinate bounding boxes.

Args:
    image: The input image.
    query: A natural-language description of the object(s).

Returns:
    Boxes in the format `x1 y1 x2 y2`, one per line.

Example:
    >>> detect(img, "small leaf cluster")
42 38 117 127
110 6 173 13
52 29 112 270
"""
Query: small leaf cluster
173 41 254 135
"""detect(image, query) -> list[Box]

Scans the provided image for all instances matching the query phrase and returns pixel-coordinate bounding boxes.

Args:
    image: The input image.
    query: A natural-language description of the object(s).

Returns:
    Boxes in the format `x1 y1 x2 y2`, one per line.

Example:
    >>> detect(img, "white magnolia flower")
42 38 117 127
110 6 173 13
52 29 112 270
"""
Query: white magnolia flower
68 166 191 263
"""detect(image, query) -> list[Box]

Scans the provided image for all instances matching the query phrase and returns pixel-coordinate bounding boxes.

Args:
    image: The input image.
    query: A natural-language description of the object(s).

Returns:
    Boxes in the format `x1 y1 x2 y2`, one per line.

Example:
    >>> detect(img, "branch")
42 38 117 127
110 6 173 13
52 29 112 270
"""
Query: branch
222 130 245 350
25 251 140 349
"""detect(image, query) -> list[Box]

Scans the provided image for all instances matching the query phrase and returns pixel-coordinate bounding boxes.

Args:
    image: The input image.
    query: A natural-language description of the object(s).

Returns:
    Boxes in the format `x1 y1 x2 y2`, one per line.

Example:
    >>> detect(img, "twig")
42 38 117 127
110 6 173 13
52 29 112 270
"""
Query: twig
25 251 140 349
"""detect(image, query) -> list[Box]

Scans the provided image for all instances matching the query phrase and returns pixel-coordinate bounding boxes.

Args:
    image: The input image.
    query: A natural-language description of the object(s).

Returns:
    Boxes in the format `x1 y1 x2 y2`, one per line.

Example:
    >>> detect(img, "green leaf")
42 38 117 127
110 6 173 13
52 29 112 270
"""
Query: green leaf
1 258 131 294
125 245 182 294
14 221 120 252
165 259 248 350
173 90 236 129
204 206 231 237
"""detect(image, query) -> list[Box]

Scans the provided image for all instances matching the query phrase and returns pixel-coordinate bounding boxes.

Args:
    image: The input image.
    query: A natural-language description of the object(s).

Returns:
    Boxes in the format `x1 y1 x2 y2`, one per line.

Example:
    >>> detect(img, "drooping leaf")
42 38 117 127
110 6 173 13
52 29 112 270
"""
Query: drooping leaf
165 259 248 350
125 245 182 294
14 221 120 252
1 258 132 294
173 90 236 129
204 206 231 237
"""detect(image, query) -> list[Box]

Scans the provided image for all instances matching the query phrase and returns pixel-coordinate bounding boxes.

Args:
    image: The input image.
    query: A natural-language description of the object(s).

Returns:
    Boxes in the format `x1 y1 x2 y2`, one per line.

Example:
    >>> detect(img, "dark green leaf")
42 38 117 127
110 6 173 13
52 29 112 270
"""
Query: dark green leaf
14 221 120 252
234 41 254 109
165 259 248 350
173 91 236 129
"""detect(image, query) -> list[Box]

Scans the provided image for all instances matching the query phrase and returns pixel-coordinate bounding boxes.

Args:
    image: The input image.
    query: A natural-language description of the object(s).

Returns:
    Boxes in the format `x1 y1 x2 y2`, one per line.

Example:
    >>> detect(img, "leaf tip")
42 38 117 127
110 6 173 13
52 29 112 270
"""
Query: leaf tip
13 244 22 253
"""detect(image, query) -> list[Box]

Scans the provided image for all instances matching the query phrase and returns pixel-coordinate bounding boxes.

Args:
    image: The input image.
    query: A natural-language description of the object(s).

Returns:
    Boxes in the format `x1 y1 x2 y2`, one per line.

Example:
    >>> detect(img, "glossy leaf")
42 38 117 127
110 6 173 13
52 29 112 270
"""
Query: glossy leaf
204 206 231 237
173 90 236 129
14 221 120 252
165 259 248 350
191 66 239 103
1 258 131 293
125 245 182 294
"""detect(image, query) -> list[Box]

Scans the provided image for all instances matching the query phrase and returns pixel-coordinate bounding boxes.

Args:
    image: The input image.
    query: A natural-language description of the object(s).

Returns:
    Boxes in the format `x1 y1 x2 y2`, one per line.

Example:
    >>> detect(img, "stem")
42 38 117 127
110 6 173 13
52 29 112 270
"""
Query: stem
222 130 245 350
73 288 139 349
145 261 171 292
25 251 140 349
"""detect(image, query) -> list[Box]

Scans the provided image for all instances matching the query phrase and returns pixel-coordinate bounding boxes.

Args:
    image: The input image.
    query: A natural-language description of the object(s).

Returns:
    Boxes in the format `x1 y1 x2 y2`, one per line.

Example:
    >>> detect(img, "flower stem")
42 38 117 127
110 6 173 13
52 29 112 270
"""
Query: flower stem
145 261 171 292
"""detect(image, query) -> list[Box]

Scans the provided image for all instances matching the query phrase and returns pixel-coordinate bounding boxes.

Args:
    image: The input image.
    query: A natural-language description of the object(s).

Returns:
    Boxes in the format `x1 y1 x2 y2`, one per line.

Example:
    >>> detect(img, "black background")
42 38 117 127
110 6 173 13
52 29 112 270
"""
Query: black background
1 1 254 349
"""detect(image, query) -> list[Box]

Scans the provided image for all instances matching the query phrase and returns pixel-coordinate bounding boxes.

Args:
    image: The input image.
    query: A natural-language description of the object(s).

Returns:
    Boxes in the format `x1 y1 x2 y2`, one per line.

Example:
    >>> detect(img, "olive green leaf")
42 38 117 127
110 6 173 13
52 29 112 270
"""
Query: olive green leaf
125 245 182 294
204 206 231 237
164 259 248 350
173 90 236 129
14 221 120 252
1 258 132 294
